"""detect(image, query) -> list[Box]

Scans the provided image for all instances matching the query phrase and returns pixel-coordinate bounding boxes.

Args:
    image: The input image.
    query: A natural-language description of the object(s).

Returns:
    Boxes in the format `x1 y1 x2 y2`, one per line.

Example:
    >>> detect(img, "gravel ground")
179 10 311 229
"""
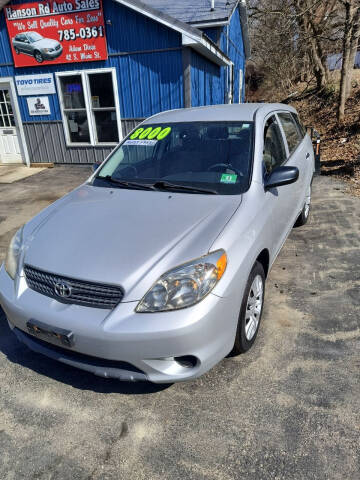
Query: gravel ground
0 167 359 480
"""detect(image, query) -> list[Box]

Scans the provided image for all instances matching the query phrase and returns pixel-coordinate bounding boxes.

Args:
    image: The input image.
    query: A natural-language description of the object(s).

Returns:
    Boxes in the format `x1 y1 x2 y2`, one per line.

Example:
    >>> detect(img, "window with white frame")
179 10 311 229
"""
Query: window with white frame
56 69 121 146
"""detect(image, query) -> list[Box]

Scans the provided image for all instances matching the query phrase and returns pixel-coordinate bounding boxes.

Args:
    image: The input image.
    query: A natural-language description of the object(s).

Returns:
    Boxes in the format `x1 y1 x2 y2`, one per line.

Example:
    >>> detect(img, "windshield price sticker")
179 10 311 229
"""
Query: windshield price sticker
221 173 238 184
124 139 157 147
130 126 172 141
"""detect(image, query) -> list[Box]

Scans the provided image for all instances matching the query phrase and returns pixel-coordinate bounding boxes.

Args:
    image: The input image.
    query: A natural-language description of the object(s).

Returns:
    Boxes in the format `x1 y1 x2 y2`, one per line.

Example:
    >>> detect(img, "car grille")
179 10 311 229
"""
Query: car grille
55 44 61 50
24 265 124 310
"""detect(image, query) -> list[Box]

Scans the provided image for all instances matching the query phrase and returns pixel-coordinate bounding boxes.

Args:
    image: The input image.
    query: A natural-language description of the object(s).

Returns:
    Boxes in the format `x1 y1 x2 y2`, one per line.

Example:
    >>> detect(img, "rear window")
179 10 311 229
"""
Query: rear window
278 112 302 155
291 113 307 137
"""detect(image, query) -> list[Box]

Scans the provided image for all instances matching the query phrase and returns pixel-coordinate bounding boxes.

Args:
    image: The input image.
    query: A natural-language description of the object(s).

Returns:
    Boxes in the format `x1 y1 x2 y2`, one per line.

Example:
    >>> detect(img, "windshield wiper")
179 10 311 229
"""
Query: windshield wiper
152 181 218 195
96 176 155 191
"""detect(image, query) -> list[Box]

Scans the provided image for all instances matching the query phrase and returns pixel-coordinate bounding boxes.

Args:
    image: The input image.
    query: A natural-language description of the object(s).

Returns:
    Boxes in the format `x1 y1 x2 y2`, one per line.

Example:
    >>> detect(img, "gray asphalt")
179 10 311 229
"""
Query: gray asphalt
0 167 359 480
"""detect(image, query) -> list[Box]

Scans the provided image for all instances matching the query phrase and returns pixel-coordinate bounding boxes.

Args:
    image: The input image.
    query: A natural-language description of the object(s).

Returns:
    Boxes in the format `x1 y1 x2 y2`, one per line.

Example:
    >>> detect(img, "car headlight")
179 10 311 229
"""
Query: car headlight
44 48 54 53
5 226 24 280
136 250 227 313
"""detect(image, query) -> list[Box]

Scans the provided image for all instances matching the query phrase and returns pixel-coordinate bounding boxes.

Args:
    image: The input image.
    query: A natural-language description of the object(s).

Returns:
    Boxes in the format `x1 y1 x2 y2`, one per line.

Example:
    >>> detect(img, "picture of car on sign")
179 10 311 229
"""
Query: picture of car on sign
12 31 62 63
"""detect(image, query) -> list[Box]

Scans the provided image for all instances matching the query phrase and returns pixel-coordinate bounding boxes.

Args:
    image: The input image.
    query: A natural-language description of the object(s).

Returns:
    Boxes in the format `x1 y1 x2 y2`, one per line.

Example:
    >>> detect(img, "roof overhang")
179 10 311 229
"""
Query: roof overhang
182 34 231 66
114 0 231 66
239 0 251 59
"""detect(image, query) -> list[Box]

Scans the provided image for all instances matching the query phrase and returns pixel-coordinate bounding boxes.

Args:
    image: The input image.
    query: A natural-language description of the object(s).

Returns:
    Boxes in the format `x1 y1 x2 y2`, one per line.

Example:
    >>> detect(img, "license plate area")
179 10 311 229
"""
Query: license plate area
26 319 74 347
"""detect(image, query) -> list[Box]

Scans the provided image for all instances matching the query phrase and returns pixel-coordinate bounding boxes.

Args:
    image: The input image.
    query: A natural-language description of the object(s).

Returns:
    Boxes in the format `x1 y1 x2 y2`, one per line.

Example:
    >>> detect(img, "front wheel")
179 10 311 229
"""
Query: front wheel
295 186 311 227
14 47 20 55
232 261 265 355
34 51 44 63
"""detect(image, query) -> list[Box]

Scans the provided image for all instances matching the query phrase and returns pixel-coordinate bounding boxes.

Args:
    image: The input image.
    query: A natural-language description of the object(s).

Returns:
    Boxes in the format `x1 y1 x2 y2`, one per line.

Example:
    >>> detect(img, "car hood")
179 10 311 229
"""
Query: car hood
23 185 241 302
34 38 59 49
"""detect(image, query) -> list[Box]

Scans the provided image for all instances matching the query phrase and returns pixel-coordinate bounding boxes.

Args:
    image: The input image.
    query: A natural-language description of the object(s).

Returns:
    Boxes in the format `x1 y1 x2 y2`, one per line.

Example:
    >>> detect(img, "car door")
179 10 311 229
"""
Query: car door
22 34 33 55
277 111 310 224
262 113 292 258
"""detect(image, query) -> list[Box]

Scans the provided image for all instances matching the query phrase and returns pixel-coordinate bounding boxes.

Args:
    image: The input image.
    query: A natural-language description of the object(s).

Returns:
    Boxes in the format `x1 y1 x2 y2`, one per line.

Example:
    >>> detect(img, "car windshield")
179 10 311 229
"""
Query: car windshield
27 32 43 42
93 122 254 195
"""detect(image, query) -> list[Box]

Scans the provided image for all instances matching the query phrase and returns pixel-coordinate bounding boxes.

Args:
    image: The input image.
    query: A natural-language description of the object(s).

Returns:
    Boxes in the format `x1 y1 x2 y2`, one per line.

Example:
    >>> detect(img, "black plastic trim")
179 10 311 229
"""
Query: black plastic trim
14 328 147 381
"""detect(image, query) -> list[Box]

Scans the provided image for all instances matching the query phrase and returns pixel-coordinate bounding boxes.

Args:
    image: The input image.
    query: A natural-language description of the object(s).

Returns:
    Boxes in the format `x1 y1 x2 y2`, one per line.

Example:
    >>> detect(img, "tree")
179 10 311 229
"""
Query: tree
337 0 360 123
248 0 340 95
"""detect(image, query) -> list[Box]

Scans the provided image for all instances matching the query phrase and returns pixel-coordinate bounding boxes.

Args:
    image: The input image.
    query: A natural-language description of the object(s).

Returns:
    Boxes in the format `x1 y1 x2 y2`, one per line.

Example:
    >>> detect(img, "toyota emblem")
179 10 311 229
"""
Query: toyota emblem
54 282 72 298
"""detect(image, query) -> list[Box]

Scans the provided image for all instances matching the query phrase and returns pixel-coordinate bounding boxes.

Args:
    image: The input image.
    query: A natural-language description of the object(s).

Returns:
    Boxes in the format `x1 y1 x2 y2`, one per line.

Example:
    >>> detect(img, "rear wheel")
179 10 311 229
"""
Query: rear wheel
34 50 43 63
232 261 265 355
295 186 311 227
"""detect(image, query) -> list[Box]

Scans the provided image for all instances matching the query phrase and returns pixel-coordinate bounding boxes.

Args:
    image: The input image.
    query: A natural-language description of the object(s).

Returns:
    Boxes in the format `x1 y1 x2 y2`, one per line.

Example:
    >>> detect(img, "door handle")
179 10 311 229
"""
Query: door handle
306 153 310 159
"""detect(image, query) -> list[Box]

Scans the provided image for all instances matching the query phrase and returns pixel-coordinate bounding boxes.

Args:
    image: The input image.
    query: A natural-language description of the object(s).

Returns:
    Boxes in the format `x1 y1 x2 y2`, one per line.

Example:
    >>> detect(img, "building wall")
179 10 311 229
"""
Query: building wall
191 51 225 107
227 7 246 103
0 1 247 164
193 7 246 108
0 0 184 122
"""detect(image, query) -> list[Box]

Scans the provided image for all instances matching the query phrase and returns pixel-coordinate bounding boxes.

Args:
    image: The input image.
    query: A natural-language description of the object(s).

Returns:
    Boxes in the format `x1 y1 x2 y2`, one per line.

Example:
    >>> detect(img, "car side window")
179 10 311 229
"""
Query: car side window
278 112 302 155
17 34 25 42
291 113 307 137
263 115 287 175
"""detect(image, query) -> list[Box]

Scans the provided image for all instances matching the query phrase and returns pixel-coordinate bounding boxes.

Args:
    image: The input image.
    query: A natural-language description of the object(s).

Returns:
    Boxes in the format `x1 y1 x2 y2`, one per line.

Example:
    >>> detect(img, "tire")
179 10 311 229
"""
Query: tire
232 261 265 355
34 51 44 63
294 185 311 227
14 47 20 55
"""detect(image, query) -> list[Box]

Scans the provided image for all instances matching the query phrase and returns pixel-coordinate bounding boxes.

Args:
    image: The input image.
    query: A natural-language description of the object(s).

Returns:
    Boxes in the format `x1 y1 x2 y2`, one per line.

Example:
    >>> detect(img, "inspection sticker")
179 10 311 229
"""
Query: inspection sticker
220 173 238 184
124 140 157 146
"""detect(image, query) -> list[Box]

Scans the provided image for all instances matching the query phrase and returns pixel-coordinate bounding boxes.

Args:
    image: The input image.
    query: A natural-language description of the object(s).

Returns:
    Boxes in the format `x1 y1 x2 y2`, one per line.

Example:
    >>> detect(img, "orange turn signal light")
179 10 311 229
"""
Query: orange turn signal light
216 252 227 280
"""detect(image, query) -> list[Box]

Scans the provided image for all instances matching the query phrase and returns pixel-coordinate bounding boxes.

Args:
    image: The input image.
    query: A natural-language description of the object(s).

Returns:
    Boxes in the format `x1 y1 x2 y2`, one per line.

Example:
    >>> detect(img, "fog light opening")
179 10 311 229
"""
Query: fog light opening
174 355 198 369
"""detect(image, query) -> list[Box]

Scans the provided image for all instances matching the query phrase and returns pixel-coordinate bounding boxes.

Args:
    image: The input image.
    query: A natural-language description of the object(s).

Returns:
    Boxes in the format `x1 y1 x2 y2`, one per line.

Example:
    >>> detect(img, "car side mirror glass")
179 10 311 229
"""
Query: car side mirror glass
264 166 299 191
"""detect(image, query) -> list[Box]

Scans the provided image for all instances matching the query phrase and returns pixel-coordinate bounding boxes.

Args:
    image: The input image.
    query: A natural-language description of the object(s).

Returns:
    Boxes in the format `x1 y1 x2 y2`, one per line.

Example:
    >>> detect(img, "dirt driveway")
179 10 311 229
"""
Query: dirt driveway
0 167 359 480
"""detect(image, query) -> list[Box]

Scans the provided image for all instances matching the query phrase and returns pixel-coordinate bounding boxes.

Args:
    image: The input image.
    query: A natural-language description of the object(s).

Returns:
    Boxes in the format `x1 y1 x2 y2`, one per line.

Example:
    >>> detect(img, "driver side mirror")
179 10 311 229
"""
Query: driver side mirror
264 166 299 191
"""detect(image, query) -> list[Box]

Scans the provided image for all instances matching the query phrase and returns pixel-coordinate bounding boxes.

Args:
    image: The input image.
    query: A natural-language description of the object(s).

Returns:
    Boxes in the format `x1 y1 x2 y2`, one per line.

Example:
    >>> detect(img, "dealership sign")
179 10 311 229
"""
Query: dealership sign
15 73 56 95
5 0 108 68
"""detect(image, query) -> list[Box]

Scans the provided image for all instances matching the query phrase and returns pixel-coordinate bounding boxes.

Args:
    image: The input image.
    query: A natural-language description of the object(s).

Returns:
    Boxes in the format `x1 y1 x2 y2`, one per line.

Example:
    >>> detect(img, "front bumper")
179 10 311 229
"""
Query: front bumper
0 264 238 383
42 47 62 60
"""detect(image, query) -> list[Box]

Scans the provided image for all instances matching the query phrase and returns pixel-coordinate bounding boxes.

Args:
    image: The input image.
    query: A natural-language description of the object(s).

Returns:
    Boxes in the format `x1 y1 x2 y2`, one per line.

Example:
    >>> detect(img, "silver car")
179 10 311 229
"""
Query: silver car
12 32 62 63
0 104 314 383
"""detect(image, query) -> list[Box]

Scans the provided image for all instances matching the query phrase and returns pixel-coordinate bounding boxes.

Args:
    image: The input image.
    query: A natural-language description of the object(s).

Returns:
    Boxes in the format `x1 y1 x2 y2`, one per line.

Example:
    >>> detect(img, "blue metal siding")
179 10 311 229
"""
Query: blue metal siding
202 27 219 44
219 26 227 54
104 1 181 52
191 51 225 107
191 8 246 107
227 8 246 103
0 0 183 122
110 51 183 118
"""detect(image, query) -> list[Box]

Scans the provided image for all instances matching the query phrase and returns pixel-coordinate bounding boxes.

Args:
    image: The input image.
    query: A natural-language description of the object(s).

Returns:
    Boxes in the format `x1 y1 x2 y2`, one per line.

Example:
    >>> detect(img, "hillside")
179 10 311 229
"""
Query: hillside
248 71 360 196
290 78 360 196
